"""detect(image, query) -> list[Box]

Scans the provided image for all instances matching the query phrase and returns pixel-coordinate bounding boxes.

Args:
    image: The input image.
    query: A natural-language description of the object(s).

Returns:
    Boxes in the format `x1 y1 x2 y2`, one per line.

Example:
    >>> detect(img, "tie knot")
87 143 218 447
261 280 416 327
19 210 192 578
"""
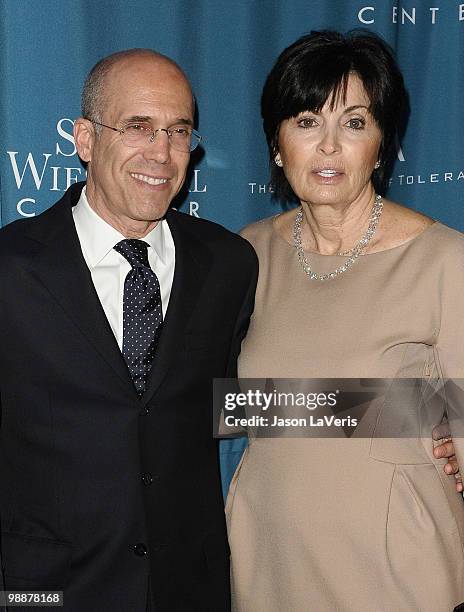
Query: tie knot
114 239 150 269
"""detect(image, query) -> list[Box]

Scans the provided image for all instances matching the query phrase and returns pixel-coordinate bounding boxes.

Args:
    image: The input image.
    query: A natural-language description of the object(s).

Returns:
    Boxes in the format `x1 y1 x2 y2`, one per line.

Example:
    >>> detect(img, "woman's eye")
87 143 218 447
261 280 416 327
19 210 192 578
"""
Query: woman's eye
298 117 318 128
346 118 365 130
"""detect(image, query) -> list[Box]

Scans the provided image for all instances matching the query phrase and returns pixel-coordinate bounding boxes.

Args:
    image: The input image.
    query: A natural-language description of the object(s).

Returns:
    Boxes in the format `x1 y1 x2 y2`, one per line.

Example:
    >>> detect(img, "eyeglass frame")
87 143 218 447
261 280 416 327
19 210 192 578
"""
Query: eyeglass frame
88 119 202 152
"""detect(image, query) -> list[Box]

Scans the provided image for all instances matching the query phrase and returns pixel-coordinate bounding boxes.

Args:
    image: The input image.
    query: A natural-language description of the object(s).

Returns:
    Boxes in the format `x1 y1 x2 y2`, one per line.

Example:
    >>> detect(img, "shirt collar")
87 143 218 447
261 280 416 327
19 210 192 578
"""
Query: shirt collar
72 186 167 267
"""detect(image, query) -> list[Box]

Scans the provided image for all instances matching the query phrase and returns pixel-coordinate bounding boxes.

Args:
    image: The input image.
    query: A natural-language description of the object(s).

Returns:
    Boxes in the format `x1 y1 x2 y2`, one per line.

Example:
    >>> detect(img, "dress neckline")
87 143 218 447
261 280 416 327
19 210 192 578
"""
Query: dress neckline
270 216 439 258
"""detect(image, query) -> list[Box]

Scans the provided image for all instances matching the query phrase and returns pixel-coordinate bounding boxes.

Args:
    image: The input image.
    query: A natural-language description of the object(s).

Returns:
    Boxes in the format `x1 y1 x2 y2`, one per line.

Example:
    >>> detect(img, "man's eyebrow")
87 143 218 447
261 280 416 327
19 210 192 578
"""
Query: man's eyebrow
174 117 194 126
122 115 194 126
123 115 151 123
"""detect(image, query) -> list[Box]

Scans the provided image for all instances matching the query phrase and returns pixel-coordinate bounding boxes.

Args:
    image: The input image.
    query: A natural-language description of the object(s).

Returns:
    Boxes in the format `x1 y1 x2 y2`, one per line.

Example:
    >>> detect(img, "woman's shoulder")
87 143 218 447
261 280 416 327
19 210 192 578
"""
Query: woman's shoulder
240 208 297 247
374 199 464 254
372 200 432 250
239 214 279 245
427 221 464 256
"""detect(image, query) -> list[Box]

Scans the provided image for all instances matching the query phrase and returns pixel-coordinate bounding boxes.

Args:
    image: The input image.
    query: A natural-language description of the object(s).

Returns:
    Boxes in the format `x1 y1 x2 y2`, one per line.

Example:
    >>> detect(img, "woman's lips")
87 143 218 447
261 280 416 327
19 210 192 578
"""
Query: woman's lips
316 169 340 177
312 169 344 182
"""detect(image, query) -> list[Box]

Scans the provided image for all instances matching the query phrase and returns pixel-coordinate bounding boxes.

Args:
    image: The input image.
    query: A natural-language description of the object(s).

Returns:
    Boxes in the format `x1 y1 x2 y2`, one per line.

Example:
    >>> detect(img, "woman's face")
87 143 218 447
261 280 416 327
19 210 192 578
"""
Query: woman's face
277 74 382 209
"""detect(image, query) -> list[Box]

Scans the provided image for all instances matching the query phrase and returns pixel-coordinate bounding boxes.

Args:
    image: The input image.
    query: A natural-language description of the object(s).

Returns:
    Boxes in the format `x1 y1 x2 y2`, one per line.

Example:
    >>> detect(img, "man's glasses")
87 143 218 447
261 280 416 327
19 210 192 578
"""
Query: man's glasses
90 120 202 153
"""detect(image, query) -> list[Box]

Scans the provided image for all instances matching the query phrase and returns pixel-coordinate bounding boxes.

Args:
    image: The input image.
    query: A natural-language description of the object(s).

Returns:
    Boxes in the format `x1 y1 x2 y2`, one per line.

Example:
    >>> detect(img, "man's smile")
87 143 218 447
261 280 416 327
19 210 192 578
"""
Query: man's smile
130 172 170 186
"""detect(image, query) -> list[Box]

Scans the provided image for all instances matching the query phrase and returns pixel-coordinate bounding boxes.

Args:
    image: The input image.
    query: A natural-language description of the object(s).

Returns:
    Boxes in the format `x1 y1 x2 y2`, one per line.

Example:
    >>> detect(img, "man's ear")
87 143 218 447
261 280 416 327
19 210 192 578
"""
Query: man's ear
74 118 95 163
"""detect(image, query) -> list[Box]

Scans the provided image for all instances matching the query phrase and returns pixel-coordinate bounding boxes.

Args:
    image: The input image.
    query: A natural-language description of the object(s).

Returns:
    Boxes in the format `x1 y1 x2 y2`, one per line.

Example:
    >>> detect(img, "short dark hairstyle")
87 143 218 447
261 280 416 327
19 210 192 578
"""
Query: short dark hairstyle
261 30 409 201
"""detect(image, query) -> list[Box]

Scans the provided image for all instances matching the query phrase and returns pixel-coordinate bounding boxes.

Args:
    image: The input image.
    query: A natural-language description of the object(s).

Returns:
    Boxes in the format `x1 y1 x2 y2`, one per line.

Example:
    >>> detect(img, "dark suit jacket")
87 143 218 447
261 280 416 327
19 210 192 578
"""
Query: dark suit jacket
0 182 258 612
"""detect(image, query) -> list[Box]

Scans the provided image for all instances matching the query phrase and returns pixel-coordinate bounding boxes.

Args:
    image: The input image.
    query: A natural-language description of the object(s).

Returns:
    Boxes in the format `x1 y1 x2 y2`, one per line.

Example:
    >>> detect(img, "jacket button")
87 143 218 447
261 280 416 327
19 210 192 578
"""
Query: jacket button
141 473 153 486
140 406 150 416
134 543 148 557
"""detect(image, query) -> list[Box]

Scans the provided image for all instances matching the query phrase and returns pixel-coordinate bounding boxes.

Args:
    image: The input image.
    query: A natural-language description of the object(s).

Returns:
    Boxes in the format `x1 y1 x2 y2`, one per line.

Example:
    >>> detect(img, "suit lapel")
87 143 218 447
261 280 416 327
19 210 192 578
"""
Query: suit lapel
24 187 135 396
24 185 212 402
141 210 212 404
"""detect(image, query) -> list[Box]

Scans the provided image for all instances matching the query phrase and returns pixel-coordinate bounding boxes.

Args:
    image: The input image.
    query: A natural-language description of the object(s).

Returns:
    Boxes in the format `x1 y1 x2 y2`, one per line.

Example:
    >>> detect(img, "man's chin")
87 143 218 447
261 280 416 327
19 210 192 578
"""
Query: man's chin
134 200 172 222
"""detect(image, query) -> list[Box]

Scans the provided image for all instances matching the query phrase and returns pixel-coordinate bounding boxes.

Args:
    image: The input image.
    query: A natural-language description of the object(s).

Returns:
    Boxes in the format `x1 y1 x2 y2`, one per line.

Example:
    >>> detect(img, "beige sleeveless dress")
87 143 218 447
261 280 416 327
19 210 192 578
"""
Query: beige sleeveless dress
226 217 464 612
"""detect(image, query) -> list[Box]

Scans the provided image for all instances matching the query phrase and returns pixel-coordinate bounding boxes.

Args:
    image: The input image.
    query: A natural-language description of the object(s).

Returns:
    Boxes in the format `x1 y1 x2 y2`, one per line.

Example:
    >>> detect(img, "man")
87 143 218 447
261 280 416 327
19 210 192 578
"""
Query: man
0 49 257 611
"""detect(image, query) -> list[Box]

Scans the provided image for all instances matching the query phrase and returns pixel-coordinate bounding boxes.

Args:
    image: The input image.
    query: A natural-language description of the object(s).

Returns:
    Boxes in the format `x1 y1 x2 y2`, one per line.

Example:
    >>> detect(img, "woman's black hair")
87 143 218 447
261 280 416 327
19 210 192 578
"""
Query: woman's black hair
261 30 409 201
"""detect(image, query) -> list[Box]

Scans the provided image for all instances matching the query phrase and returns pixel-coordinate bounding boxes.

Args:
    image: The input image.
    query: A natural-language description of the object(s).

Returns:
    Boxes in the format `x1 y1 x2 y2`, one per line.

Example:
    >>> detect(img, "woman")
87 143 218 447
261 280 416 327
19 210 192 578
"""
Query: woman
226 31 464 611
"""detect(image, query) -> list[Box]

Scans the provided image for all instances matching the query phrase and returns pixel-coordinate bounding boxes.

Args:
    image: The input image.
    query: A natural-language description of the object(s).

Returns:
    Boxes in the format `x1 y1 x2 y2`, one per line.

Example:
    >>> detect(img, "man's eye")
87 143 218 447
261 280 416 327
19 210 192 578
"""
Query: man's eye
126 123 150 132
171 127 190 137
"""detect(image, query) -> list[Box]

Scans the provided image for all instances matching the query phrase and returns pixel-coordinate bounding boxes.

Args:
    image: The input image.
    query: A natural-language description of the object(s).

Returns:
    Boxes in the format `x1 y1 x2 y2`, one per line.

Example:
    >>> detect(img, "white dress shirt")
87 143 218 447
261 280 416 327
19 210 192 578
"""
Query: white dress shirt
72 186 175 350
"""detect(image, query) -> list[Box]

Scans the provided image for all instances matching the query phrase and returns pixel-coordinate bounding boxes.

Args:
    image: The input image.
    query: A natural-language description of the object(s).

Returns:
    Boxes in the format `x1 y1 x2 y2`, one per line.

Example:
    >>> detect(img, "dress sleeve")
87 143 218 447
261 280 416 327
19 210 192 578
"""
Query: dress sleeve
434 232 464 470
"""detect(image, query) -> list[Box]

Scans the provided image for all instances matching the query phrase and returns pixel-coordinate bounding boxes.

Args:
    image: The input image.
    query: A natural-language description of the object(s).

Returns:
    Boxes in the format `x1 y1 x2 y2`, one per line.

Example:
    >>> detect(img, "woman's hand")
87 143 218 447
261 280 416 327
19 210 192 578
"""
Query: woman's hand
433 423 463 493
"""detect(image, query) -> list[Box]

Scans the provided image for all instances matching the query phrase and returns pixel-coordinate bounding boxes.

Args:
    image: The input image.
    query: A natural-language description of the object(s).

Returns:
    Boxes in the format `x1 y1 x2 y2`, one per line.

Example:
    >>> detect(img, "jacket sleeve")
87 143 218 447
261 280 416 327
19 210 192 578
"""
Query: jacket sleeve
225 250 258 380
0 391 6 612
216 249 258 439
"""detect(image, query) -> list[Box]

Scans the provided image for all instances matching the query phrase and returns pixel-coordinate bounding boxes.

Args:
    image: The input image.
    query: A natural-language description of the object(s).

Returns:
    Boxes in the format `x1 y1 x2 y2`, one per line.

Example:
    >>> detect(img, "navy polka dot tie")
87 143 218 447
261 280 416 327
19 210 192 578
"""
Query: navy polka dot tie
114 239 163 395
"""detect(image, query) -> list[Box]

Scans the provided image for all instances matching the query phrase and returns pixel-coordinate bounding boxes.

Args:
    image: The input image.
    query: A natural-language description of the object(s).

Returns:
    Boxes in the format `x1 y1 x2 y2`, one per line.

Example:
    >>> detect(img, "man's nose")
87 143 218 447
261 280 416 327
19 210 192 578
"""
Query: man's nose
143 128 171 164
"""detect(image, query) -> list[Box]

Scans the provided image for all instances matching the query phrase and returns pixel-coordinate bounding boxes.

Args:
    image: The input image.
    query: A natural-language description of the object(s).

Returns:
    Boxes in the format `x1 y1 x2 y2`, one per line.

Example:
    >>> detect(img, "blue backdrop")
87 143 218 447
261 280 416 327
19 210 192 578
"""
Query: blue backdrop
1 0 463 493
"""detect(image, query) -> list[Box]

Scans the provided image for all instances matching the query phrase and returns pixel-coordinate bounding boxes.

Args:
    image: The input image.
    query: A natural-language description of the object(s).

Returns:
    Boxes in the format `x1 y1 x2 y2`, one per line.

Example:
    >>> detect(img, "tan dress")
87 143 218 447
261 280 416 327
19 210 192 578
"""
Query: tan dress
226 217 464 612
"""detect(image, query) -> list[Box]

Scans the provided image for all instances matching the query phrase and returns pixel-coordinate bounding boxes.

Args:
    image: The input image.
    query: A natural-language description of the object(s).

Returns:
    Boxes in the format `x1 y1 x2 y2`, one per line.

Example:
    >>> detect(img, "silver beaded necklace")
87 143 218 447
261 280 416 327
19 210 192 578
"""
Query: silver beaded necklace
292 194 383 281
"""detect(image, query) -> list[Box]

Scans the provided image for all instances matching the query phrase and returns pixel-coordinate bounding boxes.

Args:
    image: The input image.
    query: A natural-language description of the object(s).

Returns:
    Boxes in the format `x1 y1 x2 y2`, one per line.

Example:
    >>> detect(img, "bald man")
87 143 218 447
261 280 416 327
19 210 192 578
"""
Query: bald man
0 49 257 612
